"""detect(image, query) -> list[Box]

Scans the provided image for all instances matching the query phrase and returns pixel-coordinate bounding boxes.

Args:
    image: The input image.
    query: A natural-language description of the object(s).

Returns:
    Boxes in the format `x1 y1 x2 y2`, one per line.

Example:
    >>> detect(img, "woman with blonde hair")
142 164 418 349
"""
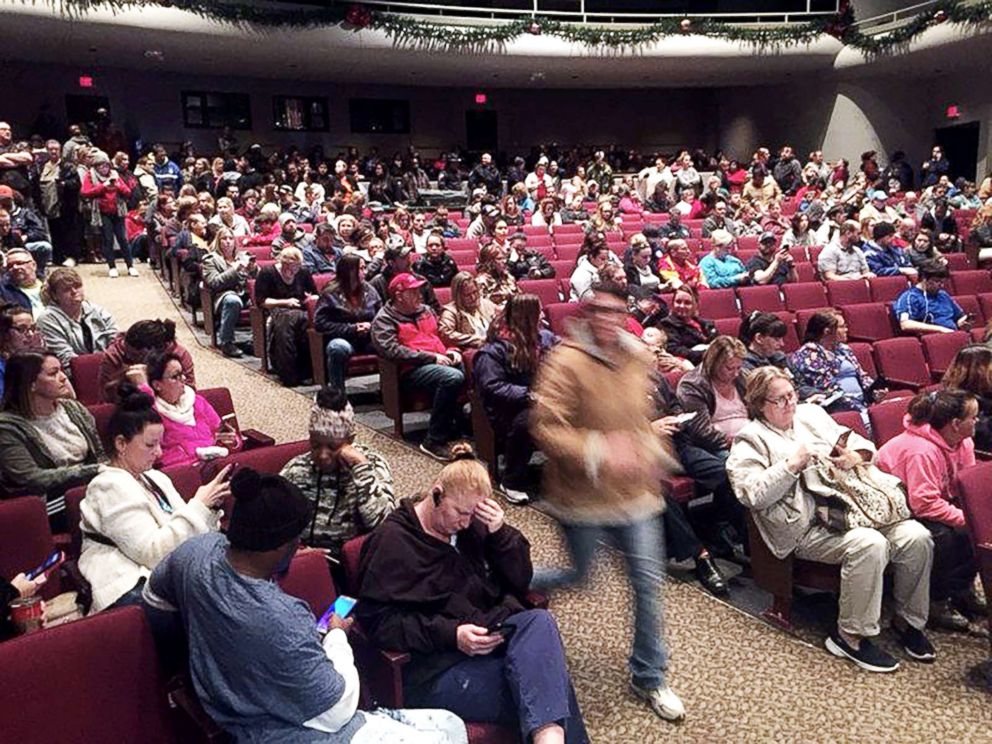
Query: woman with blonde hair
439 271 498 350
201 226 256 357
676 336 749 447
586 197 623 238
968 203 992 263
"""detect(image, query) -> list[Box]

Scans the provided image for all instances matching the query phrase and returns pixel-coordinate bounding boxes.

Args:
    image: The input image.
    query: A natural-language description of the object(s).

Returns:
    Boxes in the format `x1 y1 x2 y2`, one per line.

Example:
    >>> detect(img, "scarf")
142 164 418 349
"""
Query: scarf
155 385 197 427
87 150 127 225
39 160 61 218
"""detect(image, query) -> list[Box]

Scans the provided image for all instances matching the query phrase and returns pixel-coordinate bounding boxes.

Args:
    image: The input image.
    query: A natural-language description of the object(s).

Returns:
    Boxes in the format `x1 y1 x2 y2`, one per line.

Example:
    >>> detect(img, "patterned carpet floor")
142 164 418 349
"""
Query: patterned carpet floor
86 265 992 742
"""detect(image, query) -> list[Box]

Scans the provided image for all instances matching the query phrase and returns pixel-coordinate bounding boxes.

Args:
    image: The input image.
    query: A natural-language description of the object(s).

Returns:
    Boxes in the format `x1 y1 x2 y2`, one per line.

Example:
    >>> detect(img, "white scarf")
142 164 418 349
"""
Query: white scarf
155 385 197 427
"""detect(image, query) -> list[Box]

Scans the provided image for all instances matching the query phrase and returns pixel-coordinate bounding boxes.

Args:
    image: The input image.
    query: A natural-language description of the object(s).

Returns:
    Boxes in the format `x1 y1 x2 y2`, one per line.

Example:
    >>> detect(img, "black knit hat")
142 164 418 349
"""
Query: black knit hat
227 468 312 552
872 221 896 241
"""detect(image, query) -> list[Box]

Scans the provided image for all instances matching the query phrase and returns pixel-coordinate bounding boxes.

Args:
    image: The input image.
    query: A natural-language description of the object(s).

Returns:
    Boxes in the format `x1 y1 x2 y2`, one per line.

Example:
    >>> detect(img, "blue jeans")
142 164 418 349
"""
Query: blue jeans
98 214 132 269
25 240 52 276
324 337 373 391
217 293 244 345
402 363 465 445
405 610 589 743
533 517 669 690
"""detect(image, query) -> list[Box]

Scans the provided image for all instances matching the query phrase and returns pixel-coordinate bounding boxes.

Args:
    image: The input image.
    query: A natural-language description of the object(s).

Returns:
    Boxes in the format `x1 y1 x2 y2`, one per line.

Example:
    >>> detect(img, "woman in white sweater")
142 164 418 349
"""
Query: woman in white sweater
79 383 231 613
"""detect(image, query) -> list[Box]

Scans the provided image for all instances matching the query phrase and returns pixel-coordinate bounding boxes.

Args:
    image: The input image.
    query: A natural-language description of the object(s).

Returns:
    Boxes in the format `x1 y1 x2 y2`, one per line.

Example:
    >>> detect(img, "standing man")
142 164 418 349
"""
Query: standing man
531 282 685 723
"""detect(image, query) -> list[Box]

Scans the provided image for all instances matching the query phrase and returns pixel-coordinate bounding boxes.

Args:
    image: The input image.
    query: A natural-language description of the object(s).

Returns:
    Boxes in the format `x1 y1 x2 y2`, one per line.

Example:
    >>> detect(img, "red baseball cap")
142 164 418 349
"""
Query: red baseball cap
0 185 14 200
388 272 426 297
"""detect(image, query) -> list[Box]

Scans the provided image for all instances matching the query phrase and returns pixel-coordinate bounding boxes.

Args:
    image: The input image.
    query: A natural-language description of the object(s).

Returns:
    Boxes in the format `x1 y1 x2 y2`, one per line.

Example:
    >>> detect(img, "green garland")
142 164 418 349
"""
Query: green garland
38 0 992 55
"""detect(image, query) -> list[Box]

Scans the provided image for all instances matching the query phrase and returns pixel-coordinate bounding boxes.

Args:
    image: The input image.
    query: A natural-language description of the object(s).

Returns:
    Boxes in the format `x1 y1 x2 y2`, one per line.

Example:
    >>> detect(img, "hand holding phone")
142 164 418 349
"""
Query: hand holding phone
26 549 64 581
316 595 358 634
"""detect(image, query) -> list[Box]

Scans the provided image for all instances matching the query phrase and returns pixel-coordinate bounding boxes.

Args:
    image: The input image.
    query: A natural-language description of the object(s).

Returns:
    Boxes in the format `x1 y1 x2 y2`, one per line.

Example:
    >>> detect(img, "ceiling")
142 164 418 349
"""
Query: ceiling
0 1 988 88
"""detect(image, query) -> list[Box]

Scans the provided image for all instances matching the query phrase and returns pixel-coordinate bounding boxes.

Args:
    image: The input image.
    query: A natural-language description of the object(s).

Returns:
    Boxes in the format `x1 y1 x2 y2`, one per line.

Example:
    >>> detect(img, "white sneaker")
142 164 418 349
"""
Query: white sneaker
632 682 685 722
502 485 530 505
61 258 77 268
127 266 139 277
108 268 119 278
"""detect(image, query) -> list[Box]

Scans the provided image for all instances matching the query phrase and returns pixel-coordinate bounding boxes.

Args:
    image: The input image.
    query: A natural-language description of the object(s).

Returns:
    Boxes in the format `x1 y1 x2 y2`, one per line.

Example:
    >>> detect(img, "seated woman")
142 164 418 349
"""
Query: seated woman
790 310 886 415
129 351 241 468
727 367 935 672
968 204 992 263
473 294 556 504
876 389 984 632
37 268 118 374
699 230 748 289
313 254 381 391
412 231 458 288
99 318 196 403
942 344 992 452
200 227 256 358
242 203 281 248
253 246 318 387
739 312 819 400
439 271 498 351
906 231 945 269
780 212 816 249
530 197 562 228
356 455 588 744
586 197 623 239
659 285 717 366
0 352 104 530
475 243 518 309
0 305 47 399
79 384 229 614
657 239 706 290
624 233 664 291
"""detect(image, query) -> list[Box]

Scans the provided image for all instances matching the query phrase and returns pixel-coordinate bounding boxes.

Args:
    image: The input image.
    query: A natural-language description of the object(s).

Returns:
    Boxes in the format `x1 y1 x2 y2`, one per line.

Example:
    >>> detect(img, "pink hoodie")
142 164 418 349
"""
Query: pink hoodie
875 414 975 528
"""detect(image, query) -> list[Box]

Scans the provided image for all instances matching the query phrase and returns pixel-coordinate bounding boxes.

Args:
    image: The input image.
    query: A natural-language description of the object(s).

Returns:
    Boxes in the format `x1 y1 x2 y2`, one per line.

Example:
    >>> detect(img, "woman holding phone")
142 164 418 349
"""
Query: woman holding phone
79 383 230 613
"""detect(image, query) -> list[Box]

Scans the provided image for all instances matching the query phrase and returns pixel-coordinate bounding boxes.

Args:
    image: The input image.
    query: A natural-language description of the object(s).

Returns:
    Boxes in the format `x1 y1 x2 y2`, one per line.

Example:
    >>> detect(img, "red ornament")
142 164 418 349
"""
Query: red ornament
528 21 542 35
933 9 949 23
345 4 372 29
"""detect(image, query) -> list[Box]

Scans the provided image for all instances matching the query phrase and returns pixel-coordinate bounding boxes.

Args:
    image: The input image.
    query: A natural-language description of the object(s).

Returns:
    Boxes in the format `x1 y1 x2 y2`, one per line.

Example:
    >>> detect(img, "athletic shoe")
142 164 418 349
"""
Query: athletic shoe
61 258 76 268
825 633 900 673
502 485 530 505
631 682 685 722
127 266 139 277
108 267 119 278
930 599 970 631
892 622 936 663
419 440 453 462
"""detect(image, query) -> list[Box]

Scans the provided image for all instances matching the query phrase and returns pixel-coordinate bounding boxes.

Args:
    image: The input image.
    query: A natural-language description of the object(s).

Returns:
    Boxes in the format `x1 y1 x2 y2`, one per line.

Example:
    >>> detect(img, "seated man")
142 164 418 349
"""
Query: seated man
143 468 467 743
507 232 555 280
302 223 340 275
0 186 51 277
0 247 44 317
863 222 918 281
280 385 397 560
747 232 797 286
893 261 970 334
357 456 588 744
371 273 465 461
817 220 874 281
270 213 309 258
370 244 440 314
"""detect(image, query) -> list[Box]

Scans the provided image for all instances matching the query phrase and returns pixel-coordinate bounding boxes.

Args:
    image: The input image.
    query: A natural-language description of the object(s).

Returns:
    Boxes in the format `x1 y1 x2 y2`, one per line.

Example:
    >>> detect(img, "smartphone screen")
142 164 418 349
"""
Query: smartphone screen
27 549 64 580
316 595 357 632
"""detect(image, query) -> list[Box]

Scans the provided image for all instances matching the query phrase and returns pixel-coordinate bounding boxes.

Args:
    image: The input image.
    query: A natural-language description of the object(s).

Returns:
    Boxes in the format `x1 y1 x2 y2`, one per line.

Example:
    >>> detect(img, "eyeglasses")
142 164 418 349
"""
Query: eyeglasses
765 392 798 408
10 325 39 336
164 370 186 381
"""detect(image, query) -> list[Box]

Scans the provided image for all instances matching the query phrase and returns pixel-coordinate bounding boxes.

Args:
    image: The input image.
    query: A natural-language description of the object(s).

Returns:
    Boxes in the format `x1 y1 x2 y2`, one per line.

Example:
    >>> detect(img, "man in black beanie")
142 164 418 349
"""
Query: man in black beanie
143 468 467 743
863 220 918 282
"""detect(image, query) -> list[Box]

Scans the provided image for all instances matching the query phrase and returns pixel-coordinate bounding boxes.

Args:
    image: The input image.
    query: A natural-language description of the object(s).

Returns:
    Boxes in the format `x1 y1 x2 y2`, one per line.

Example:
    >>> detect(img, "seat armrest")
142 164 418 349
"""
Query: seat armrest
166 675 232 743
524 590 549 610
348 623 410 709
241 429 275 450
59 559 91 615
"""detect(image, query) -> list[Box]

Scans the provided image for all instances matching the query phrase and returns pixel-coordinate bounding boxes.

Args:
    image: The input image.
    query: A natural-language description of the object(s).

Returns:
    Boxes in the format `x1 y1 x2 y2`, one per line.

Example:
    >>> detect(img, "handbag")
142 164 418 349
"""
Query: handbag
801 455 911 531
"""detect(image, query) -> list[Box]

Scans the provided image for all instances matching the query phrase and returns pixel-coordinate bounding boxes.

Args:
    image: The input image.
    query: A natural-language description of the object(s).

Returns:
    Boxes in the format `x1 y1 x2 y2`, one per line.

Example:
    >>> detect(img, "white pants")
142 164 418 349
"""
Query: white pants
351 708 468 744
795 519 933 637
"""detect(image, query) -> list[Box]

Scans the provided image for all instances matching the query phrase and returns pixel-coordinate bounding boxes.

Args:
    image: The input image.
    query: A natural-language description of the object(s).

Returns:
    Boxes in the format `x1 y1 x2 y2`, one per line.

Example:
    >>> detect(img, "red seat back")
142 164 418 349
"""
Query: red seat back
0 497 61 598
957 462 992 549
867 275 910 303
341 534 371 596
951 270 992 296
920 330 970 380
555 243 580 263
872 337 930 389
737 285 783 314
868 396 912 446
277 550 337 617
0 606 176 743
698 288 739 319
848 342 878 379
518 278 561 307
782 282 828 311
829 410 870 440
841 302 896 342
713 316 742 338
545 302 581 336
825 280 870 307
953 294 984 325
434 286 453 306
69 353 106 406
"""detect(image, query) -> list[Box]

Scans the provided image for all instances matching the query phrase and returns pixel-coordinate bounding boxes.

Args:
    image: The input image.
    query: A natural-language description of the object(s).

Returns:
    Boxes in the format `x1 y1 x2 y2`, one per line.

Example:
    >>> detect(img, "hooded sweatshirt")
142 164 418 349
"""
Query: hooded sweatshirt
97 334 196 402
875 414 976 528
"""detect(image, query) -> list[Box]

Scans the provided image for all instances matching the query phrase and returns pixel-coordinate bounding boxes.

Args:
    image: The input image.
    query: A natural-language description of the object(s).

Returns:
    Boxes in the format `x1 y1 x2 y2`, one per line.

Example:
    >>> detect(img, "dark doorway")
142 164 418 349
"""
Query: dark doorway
65 95 111 127
466 110 497 155
934 121 980 181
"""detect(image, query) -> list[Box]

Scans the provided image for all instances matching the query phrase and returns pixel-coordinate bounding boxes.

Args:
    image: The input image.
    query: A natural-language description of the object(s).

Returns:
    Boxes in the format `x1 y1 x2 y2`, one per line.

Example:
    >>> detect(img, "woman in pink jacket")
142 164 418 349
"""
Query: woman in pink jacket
876 389 982 631
133 350 241 468
80 149 136 278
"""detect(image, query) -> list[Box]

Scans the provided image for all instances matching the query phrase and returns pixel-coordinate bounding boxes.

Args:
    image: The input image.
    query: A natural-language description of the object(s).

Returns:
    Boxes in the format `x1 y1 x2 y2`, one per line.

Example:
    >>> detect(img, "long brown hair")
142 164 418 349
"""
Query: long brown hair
942 344 992 398
487 294 542 374
329 254 364 306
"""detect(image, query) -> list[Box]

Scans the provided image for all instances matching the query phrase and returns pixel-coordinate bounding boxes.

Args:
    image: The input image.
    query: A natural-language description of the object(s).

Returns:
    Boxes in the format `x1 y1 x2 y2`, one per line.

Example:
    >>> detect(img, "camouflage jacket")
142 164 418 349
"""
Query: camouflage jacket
279 445 397 557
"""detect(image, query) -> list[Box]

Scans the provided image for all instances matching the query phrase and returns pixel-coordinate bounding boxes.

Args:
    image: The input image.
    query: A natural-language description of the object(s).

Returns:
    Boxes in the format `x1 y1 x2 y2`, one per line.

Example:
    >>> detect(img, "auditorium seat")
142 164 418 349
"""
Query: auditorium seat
842 303 896 342
782 282 828 311
0 496 64 600
945 253 972 272
955 463 992 637
713 317 742 338
848 342 879 378
0 607 179 743
951 269 992 296
787 245 808 264
867 275 910 303
953 294 984 326
794 308 824 342
449 249 477 267
976 292 992 324
518 278 562 306
808 245 824 266
549 260 574 279
555 243 580 263
545 302 581 336
794 263 818 283
737 285 783 314
825 280 870 307
277 549 336 617
829 410 870 440
872 337 930 390
447 238 478 252
868 396 912 446
70 353 106 406
737 236 759 252
920 330 970 380
697 288 739 319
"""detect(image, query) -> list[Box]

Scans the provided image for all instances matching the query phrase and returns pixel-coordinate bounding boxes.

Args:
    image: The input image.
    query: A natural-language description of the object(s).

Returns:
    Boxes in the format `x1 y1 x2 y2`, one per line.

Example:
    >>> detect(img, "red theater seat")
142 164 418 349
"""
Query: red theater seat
69 353 106 406
826 280 870 306
737 285 784 314
842 303 896 342
782 282 828 311
872 337 931 390
921 330 970 380
951 270 992 296
518 278 562 306
868 275 910 303
868 395 912 446
697 288 739 319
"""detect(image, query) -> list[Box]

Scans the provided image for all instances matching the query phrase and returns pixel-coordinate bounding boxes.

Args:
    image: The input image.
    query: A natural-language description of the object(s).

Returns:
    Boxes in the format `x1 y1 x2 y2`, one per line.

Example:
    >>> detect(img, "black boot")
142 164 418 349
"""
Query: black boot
694 554 729 597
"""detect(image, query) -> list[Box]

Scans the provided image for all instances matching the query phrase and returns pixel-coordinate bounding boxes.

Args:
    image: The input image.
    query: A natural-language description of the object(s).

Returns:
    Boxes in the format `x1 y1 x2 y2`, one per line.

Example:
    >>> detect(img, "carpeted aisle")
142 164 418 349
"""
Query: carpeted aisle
87 266 992 742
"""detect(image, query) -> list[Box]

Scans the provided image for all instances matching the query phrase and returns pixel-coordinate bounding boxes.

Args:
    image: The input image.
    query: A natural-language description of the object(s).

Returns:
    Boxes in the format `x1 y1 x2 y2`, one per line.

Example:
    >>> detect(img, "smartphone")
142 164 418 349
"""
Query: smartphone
316 595 358 633
487 622 516 640
819 391 844 408
671 411 697 425
27 549 64 581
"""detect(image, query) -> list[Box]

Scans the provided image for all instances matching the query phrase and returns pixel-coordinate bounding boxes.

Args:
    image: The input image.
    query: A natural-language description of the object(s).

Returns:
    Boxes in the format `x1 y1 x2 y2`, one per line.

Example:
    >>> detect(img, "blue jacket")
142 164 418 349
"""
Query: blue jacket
0 279 31 311
893 286 963 330
152 160 183 192
863 241 913 277
699 252 747 288
473 331 557 430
